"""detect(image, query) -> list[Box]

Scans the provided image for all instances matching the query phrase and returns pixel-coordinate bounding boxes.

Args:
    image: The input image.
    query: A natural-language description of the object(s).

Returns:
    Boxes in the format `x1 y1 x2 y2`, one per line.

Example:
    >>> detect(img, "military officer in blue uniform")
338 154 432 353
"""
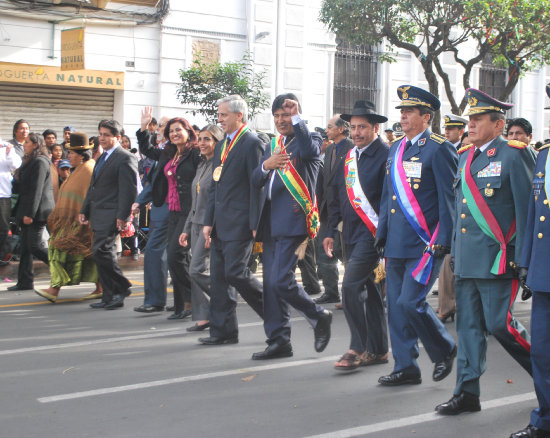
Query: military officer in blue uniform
510 84 550 438
375 85 458 386
436 88 535 416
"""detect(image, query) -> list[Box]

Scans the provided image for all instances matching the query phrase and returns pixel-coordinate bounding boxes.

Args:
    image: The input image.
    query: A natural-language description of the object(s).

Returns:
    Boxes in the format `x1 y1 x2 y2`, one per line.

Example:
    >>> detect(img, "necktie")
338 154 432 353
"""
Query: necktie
405 140 412 151
94 152 107 174
472 148 481 162
330 146 337 171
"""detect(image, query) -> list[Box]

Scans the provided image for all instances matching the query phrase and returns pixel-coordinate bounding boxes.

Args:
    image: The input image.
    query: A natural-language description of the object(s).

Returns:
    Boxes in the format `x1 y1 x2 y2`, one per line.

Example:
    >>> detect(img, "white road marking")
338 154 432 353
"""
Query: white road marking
38 355 341 403
304 392 537 438
0 319 300 356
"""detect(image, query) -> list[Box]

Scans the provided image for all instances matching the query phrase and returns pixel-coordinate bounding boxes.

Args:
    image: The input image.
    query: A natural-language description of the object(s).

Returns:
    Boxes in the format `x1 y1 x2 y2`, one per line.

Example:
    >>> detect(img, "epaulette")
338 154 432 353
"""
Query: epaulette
430 133 446 144
393 134 405 143
457 144 474 154
508 139 528 149
539 143 550 151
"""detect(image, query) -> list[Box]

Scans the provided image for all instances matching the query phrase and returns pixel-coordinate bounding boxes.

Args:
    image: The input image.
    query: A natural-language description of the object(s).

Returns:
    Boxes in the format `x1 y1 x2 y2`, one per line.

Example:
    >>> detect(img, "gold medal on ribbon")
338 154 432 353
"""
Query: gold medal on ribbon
167 170 172 176
213 165 222 181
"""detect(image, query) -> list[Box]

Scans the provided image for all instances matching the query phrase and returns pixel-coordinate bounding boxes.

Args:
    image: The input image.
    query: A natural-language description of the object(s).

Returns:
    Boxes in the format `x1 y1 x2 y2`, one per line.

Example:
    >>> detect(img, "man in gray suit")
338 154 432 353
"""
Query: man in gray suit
199 95 264 345
79 119 138 310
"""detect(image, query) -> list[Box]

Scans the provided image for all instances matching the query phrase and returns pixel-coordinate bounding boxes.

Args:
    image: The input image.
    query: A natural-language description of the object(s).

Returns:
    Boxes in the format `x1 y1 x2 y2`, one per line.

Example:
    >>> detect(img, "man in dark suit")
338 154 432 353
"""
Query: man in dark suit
199 95 264 345
436 88 534 416
375 85 458 387
79 119 138 310
324 101 389 370
250 94 332 360
314 114 354 305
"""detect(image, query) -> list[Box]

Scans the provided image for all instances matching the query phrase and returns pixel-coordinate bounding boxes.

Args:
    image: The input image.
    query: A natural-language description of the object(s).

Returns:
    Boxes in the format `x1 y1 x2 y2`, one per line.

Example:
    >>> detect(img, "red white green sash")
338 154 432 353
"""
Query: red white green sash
220 124 248 164
271 136 319 238
344 147 377 236
461 146 516 275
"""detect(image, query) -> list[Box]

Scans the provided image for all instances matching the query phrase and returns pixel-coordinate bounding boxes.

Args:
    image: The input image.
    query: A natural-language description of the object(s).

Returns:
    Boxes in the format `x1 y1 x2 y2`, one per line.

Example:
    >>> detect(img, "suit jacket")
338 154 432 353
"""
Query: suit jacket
520 144 550 292
136 128 201 213
81 145 138 233
377 129 458 258
318 137 354 225
451 136 534 279
204 129 264 241
13 155 54 222
327 137 388 245
252 120 322 239
183 157 213 234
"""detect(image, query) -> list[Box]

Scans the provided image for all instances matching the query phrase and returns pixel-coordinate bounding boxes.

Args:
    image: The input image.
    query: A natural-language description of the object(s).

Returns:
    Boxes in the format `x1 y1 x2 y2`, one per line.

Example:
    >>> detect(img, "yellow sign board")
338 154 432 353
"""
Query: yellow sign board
61 27 85 71
0 62 124 90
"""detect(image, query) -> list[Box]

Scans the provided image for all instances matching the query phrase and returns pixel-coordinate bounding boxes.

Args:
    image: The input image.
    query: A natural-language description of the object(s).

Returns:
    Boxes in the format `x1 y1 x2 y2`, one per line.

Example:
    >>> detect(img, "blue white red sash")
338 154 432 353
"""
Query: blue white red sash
344 147 377 236
391 137 439 285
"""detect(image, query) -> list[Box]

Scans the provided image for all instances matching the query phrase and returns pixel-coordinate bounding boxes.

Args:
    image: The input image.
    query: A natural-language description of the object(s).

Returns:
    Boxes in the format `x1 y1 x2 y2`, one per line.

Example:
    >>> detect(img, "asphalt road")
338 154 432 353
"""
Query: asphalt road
0 265 536 438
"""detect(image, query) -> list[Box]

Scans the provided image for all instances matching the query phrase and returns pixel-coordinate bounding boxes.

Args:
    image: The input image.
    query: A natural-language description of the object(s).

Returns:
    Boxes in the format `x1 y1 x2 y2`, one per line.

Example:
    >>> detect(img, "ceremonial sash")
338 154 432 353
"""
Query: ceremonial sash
220 124 248 165
391 137 439 285
344 147 378 236
461 146 516 275
271 136 319 239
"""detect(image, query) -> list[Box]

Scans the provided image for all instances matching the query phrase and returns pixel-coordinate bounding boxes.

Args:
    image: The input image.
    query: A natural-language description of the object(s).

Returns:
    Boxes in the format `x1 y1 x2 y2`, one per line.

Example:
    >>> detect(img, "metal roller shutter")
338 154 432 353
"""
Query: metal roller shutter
0 83 114 141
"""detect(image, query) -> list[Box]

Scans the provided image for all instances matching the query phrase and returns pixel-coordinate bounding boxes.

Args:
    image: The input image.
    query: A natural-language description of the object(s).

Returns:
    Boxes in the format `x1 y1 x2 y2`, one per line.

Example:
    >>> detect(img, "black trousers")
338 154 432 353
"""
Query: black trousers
0 198 11 259
208 236 263 339
166 211 191 314
92 226 131 303
17 220 49 288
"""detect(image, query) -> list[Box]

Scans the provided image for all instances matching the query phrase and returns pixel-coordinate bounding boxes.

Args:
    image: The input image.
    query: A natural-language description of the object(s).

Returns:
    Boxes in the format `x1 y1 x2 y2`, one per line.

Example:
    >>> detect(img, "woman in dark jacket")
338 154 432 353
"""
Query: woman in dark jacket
9 133 54 291
137 109 201 319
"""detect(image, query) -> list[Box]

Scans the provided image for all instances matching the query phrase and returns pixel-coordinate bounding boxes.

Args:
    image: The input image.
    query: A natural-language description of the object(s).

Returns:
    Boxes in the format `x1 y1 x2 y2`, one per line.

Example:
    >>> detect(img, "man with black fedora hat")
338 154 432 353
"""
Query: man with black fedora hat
376 85 458 387
323 100 389 370
436 88 534 416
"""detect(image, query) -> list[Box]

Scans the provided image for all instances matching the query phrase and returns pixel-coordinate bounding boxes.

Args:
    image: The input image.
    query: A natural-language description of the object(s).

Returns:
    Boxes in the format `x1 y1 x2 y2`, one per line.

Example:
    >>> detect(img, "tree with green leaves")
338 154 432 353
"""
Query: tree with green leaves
177 53 270 124
320 0 550 122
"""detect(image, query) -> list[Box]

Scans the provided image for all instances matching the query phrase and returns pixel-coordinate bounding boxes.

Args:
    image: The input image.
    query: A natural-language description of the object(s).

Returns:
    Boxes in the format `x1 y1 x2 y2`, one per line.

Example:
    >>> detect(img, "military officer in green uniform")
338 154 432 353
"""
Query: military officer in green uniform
436 88 535 416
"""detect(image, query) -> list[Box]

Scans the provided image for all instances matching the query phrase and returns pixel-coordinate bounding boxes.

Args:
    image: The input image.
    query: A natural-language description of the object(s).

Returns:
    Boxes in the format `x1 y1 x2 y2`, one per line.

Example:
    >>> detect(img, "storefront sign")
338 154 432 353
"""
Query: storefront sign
0 62 124 89
61 27 85 71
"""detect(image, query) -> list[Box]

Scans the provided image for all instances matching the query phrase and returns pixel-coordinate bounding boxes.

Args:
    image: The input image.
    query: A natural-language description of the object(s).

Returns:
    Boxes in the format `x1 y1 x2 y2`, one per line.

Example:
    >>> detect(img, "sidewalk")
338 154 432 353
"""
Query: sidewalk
0 254 145 282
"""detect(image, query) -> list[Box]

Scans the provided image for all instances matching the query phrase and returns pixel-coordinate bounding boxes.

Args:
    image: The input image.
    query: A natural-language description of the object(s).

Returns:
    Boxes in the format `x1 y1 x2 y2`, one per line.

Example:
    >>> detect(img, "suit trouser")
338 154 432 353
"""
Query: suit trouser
296 238 321 294
189 222 211 321
92 227 131 303
315 221 341 298
342 238 388 355
437 254 456 316
142 204 169 307
386 256 455 375
454 277 531 396
18 220 49 288
209 236 263 339
167 211 191 314
530 292 550 432
262 232 324 345
0 197 11 259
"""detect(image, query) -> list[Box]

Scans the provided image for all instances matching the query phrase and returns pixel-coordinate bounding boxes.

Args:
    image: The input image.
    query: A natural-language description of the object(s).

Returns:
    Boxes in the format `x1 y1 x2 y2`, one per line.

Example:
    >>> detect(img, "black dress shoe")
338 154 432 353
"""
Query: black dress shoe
90 302 107 309
510 424 550 438
104 294 125 310
378 370 422 386
7 284 32 291
198 336 238 345
252 342 293 360
433 345 457 381
134 305 164 313
314 293 340 304
314 310 332 352
435 391 481 415
186 322 210 332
